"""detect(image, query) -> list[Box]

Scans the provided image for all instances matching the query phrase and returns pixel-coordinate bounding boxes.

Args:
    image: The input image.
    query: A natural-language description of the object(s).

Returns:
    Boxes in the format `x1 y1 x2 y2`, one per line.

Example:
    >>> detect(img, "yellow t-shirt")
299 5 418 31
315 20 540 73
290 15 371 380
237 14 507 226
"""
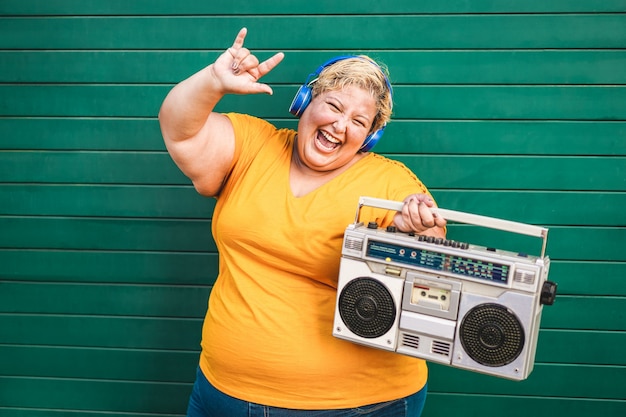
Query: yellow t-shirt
200 113 435 409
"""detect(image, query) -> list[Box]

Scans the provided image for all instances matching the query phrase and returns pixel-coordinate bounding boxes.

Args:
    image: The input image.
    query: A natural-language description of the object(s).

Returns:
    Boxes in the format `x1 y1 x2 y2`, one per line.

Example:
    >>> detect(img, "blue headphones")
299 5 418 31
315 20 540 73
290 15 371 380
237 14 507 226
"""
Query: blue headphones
288 55 393 152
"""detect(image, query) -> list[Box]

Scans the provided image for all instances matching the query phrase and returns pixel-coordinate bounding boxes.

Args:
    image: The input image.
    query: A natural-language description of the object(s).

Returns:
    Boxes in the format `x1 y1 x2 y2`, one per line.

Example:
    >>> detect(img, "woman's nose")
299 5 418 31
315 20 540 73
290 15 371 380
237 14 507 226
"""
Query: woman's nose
332 115 348 133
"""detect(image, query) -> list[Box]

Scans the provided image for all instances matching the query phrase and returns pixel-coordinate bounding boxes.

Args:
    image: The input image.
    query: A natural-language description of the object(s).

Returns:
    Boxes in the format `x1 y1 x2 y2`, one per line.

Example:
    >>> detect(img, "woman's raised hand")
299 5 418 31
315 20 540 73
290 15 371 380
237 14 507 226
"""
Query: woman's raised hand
210 28 285 96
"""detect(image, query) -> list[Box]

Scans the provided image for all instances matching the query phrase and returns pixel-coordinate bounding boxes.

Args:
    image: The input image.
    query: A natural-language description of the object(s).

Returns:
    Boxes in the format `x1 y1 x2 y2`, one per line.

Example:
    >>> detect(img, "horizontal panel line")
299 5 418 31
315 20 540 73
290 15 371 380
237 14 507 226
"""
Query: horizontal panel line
2 116 626 123
4 151 626 158
2 83 625 87
0 214 210 221
0 312 204 320
0 183 195 188
0 215 211 222
0 374 192 385
429 189 626 195
0 149 169 154
0 292 614 302
385 154 626 159
0 182 197 187
3 150 625 156
0 248 216 255
0 279 212 289
0 247 217 254
0 407 185 417
0 46 622 52
395 117 626 122
1 214 623 226
2 12 626 17
3 82 626 87
3 47 626 52
4 117 623 123
545 328 626 335
4 184 624 194
425 392 626 401
0 249 217 256
0 114 162 119
433 188 626 193
0 280 216 288
0 248 614 263
0 342 200 354
4 48 626 52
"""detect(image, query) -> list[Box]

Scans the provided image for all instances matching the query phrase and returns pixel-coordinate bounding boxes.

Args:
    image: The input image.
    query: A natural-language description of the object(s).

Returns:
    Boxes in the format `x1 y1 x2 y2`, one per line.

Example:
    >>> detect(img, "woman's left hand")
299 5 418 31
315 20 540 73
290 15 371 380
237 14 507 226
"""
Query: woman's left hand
394 194 447 236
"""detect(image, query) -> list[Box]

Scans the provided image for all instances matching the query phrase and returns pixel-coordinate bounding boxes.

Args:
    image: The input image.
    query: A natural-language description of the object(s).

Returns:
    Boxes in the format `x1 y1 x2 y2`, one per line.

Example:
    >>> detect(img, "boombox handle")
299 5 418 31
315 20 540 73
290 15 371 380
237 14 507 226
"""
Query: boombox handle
355 197 549 259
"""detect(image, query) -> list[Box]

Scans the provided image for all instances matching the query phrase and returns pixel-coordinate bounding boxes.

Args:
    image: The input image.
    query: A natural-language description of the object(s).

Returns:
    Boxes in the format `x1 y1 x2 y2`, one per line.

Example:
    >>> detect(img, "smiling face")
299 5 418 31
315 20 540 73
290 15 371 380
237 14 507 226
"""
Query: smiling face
294 85 377 174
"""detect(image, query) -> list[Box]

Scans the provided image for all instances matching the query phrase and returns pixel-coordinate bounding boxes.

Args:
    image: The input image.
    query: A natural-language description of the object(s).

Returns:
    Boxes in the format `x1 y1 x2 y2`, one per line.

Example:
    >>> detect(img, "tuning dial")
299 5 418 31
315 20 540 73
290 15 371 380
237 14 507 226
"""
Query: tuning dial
540 281 558 305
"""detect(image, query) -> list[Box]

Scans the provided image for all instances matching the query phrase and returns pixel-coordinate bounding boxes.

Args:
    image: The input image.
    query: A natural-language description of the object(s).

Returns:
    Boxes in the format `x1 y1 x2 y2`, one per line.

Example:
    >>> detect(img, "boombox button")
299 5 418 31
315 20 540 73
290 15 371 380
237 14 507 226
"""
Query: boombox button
385 266 402 276
386 225 397 233
367 222 378 229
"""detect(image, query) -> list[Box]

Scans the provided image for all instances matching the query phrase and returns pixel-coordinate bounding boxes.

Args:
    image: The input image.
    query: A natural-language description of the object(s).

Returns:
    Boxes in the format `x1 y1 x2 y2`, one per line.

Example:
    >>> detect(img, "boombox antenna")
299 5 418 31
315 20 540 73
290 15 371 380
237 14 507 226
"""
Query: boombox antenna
355 197 549 258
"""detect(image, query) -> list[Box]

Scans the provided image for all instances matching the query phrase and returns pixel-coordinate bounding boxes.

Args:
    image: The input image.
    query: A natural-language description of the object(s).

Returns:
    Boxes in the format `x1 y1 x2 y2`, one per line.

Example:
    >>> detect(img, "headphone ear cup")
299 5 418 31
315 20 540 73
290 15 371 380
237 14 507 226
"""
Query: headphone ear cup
360 126 385 152
289 84 313 117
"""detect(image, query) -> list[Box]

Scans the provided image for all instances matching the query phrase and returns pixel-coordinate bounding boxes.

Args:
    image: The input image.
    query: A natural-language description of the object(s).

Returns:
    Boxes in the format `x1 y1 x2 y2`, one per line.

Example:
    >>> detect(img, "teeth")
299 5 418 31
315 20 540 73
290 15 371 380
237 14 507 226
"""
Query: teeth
320 130 340 144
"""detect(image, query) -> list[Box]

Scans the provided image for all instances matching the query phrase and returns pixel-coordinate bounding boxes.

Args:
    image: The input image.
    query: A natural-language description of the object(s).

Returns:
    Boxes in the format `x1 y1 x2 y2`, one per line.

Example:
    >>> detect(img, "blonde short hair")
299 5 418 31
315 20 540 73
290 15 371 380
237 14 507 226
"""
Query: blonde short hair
310 56 393 134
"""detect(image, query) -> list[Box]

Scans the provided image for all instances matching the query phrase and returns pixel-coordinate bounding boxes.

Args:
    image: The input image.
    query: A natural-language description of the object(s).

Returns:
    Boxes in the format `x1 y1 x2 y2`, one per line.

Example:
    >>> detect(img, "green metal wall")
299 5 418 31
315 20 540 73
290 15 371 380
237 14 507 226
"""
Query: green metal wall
1 1 625 415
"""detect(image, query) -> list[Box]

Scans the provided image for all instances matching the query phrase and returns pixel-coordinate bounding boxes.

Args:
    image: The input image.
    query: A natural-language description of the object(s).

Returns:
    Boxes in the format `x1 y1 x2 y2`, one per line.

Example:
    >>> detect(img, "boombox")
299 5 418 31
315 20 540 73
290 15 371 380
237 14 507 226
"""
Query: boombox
333 197 557 380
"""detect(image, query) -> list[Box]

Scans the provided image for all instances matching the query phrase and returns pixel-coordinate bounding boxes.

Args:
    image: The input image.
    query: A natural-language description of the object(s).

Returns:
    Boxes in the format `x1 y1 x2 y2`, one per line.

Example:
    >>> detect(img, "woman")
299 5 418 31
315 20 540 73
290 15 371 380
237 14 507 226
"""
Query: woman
159 28 446 417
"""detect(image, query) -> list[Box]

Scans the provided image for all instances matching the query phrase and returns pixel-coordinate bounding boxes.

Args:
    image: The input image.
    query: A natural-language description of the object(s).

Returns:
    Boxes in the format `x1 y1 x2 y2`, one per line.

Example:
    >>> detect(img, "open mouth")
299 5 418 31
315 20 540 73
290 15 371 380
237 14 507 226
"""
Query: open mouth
316 130 341 151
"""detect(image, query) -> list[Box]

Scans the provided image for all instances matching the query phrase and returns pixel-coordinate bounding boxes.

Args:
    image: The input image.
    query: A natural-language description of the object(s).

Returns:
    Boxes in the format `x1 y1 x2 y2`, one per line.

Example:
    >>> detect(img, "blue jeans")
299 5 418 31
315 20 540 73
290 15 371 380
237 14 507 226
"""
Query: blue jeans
187 367 427 417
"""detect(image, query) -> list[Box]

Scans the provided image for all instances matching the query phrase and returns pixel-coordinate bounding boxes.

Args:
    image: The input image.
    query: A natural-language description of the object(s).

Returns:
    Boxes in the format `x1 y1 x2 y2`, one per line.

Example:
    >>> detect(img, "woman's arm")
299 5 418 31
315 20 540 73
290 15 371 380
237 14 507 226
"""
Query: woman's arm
158 28 284 196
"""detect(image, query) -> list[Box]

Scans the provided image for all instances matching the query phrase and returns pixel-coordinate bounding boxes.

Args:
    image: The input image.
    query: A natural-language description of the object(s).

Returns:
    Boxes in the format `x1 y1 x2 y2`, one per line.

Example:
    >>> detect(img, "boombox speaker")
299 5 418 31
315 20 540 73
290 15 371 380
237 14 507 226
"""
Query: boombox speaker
333 197 557 380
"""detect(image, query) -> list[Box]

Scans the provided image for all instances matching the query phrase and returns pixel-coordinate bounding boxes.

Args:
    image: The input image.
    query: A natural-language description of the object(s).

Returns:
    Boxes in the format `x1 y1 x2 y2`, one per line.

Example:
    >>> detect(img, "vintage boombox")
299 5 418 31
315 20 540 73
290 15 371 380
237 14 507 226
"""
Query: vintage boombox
333 197 557 380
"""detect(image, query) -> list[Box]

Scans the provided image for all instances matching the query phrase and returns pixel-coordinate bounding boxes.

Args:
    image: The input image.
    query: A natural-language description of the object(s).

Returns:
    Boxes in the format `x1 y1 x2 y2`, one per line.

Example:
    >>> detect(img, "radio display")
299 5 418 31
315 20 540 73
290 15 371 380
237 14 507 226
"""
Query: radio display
366 239 510 284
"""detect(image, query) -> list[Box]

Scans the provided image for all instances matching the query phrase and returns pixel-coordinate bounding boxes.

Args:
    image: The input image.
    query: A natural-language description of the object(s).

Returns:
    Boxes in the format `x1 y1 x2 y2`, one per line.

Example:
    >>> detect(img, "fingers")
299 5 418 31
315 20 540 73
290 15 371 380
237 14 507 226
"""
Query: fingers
256 52 285 78
231 50 284 78
405 198 435 229
228 27 251 73
218 28 284 95
227 27 284 77
231 49 258 75
231 27 247 50
398 194 446 232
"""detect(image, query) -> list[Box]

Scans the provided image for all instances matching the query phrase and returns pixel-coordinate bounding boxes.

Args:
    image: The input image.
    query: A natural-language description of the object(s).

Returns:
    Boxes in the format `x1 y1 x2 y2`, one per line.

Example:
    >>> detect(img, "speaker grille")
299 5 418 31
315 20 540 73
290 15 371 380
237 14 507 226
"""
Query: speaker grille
432 340 452 357
338 277 396 339
514 269 536 285
401 333 420 349
459 303 525 367
344 236 363 252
